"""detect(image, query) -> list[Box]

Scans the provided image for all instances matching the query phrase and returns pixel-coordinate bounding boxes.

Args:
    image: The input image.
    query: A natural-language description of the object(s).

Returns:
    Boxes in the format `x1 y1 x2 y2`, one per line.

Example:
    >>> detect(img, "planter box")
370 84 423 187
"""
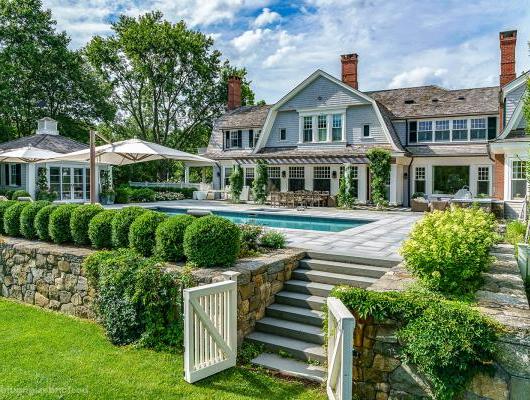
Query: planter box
517 243 530 281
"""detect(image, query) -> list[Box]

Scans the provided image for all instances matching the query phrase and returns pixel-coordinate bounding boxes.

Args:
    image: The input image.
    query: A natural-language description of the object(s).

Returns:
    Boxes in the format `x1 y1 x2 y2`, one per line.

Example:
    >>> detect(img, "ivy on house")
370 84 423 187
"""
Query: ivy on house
252 160 268 204
366 148 391 208
229 165 244 203
337 164 357 208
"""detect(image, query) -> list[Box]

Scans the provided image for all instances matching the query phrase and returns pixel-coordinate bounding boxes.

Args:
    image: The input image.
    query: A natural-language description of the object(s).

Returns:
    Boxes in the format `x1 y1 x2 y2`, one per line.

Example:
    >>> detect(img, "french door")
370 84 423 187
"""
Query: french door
49 166 90 202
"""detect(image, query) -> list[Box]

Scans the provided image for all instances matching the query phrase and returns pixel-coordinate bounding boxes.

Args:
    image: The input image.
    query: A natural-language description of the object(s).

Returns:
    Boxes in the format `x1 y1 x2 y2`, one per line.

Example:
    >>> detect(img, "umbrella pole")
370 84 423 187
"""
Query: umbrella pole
90 130 96 204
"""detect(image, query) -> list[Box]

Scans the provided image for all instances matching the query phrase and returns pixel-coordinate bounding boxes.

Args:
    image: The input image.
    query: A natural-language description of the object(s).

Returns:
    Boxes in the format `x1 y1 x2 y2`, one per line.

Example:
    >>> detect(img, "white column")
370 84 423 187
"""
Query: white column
390 164 398 206
280 166 288 192
184 166 190 184
330 166 340 195
305 166 313 191
425 164 433 195
27 164 36 199
469 165 478 196
358 164 367 204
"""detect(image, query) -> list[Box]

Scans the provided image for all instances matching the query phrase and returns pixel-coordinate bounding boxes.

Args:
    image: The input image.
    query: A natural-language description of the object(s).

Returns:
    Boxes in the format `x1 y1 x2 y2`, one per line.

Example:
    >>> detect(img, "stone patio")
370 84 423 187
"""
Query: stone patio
107 200 421 259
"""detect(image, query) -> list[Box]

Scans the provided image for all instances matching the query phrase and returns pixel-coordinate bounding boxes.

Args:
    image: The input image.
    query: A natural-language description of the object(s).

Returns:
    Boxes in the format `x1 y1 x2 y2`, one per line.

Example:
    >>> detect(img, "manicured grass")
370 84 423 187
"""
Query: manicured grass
0 299 326 400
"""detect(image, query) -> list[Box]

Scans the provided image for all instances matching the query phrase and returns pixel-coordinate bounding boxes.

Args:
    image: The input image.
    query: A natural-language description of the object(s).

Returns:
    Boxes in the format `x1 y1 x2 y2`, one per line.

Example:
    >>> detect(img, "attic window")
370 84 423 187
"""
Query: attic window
404 99 415 104
457 96 465 100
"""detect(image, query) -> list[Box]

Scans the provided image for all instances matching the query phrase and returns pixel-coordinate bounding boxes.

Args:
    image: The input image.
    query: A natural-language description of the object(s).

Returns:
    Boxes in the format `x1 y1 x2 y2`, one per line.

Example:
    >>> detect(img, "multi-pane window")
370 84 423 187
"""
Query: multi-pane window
245 167 255 187
511 161 527 199
477 167 490 196
224 167 232 187
288 166 305 191
435 120 450 141
414 167 426 194
279 128 287 141
303 116 313 142
470 118 486 140
313 166 331 192
418 121 433 142
452 119 468 141
9 164 18 186
317 115 327 142
313 166 331 179
363 124 370 138
267 166 281 192
332 114 342 141
230 131 240 148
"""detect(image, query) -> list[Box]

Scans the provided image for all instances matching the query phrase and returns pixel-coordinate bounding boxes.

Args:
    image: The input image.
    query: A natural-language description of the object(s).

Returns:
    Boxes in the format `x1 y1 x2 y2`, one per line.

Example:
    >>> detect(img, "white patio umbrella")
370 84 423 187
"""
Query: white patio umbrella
0 146 62 163
50 138 215 166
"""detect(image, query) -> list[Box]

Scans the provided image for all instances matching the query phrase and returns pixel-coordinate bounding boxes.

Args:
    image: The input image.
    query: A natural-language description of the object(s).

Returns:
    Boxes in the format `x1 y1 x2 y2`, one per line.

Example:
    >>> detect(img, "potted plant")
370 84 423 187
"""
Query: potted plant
99 170 115 205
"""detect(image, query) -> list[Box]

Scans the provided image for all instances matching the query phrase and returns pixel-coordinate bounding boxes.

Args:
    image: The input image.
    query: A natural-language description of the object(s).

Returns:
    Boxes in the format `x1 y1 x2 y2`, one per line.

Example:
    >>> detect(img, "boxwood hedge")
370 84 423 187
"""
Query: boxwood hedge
49 204 79 244
88 209 118 249
155 214 195 262
20 200 51 239
111 206 147 248
128 211 167 256
4 202 30 236
0 201 16 234
70 204 104 245
35 204 57 241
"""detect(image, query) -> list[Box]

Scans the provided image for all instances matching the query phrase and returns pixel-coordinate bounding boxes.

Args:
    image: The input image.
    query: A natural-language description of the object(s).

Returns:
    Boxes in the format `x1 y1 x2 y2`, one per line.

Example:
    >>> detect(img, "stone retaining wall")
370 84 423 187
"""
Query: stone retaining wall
353 245 530 400
0 237 304 346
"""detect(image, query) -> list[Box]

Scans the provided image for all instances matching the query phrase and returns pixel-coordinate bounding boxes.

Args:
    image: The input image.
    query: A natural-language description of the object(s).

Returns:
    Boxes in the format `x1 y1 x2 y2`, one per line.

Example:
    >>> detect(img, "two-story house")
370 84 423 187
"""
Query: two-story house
201 30 528 213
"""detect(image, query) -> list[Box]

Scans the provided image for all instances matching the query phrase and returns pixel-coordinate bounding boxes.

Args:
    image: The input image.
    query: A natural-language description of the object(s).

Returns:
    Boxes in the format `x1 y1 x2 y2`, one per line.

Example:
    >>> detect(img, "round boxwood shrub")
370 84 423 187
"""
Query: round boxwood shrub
155 214 195 261
35 204 57 241
70 204 104 245
88 210 118 249
4 202 30 236
49 204 79 244
183 215 240 268
128 210 168 256
111 206 147 248
10 189 30 200
20 200 51 239
0 200 16 234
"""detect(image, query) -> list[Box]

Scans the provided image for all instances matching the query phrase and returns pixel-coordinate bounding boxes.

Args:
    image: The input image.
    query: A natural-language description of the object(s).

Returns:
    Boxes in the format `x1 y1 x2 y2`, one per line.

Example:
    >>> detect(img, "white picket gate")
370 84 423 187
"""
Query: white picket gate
183 272 239 383
327 297 355 400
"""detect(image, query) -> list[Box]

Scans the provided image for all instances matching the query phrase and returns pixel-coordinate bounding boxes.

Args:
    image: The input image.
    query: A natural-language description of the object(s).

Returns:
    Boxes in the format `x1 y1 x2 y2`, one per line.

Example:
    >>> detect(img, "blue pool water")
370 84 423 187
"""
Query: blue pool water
158 208 370 232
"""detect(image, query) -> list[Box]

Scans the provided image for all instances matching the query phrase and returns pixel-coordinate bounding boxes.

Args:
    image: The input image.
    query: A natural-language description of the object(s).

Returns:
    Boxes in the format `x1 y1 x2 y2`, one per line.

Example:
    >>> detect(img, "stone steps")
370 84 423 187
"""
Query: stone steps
283 279 335 297
265 303 324 327
246 331 326 363
300 258 390 278
251 353 326 383
255 317 325 345
293 269 377 287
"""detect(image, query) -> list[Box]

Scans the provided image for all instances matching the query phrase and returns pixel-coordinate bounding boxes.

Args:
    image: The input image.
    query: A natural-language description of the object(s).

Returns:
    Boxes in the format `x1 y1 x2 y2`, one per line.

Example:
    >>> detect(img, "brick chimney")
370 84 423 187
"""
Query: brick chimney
227 76 242 110
341 53 358 90
499 30 517 87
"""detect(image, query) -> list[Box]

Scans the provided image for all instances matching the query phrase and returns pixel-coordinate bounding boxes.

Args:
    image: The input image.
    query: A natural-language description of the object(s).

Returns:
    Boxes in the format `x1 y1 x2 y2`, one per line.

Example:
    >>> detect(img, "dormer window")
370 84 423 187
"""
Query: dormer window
332 114 343 141
470 118 486 140
404 99 415 104
279 128 287 141
303 116 313 142
317 115 327 142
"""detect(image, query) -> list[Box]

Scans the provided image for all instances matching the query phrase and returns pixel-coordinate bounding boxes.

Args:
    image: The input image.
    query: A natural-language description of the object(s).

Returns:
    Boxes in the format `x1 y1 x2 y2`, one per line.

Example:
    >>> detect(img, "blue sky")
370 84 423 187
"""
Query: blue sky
42 0 530 103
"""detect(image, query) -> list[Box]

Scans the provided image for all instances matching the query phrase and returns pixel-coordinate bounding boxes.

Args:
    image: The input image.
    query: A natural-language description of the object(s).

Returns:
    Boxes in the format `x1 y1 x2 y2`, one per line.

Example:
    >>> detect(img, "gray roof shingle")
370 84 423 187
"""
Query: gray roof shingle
368 85 499 119
406 144 489 157
0 134 87 154
216 105 271 129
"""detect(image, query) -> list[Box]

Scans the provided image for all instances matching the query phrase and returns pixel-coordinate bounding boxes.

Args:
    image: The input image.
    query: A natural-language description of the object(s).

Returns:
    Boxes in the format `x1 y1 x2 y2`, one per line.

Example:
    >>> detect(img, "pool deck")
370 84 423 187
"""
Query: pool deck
107 200 422 259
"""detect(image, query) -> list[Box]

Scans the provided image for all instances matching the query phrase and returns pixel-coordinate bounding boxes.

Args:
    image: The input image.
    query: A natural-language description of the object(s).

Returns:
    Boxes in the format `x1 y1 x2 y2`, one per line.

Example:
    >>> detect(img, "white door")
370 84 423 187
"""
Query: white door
49 166 90 202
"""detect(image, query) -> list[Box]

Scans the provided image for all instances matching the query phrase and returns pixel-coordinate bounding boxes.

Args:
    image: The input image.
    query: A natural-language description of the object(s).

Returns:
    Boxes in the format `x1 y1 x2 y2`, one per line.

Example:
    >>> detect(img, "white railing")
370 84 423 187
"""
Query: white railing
183 272 239 383
129 181 204 190
327 297 355 400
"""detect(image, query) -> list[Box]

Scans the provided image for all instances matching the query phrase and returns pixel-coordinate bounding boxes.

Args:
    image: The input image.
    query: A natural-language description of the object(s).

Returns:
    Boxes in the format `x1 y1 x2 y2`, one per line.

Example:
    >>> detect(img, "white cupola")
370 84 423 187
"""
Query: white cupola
36 117 59 135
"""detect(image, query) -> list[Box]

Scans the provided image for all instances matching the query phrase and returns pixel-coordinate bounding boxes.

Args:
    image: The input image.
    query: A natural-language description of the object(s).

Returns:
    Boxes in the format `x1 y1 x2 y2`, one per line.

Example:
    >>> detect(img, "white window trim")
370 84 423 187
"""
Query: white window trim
362 124 372 139
8 164 18 187
476 165 491 196
408 116 494 144
279 127 287 141
298 108 347 144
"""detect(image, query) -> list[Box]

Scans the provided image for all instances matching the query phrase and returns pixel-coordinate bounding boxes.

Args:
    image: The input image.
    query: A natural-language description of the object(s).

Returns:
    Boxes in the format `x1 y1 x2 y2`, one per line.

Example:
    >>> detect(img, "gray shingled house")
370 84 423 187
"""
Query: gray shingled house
0 117 110 202
200 30 528 212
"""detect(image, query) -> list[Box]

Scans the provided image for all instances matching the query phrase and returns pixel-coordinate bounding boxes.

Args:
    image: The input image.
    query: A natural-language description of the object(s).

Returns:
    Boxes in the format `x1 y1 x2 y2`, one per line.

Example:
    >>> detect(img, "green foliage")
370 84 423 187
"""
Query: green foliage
10 190 30 200
400 207 498 296
337 164 357 208
0 200 16 234
259 231 286 249
155 215 195 262
88 210 118 249
238 341 265 365
20 200 50 239
366 148 391 208
36 167 57 201
229 165 244 203
115 186 156 203
70 204 104 245
83 249 183 348
239 224 263 255
183 215 240 267
34 204 57 241
505 219 526 246
331 286 500 400
411 192 425 199
252 161 268 204
48 204 79 244
128 211 168 256
111 206 147 248
3 202 29 236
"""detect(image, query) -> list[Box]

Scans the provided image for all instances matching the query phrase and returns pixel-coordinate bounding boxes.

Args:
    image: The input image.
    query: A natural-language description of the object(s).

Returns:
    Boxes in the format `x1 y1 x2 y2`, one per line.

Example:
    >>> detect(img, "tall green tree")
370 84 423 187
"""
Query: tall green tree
0 0 114 141
85 12 255 152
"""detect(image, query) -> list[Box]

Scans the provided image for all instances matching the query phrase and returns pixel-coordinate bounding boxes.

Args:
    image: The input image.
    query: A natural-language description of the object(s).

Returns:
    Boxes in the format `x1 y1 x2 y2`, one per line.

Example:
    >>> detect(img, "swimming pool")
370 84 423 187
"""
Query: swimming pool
158 208 370 232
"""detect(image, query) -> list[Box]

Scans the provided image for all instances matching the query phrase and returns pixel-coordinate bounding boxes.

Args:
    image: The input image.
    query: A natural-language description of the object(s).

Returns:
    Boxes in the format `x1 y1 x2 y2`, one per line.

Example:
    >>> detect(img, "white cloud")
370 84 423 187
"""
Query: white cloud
264 46 295 67
389 67 448 88
253 8 280 27
231 29 268 52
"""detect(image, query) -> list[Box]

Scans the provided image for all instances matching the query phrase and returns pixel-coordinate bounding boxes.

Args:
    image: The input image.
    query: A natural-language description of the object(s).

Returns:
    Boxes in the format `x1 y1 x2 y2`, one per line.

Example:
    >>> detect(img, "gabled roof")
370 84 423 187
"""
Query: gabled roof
253 69 403 153
368 85 499 119
502 71 529 98
0 134 87 154
216 105 271 129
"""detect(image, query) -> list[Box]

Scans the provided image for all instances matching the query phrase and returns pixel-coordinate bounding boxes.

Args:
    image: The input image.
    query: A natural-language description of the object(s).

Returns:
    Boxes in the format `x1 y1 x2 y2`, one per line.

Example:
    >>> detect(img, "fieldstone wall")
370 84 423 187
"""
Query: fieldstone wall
0 236 303 346
352 244 530 400
0 238 95 319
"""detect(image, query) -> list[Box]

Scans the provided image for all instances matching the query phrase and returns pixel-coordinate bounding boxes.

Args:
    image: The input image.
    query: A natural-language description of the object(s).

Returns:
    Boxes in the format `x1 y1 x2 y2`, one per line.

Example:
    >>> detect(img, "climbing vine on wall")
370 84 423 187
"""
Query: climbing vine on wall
252 160 268 204
366 148 391 208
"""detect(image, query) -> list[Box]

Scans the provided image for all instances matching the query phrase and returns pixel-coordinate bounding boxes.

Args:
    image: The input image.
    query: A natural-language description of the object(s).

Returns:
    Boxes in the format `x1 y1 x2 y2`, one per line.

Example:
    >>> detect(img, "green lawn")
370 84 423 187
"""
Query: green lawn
0 298 325 400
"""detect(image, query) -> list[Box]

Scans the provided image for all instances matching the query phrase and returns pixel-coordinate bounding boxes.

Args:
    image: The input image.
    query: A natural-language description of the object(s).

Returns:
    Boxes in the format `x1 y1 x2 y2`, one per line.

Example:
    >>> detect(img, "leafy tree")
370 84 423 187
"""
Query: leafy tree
229 165 244 203
0 0 114 140
220 64 256 106
366 148 391 208
252 161 268 204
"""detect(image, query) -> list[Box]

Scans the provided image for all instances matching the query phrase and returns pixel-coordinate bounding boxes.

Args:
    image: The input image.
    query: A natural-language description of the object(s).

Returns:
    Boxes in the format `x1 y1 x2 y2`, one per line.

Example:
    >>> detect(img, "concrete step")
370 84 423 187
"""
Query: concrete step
491 252 515 262
284 280 335 297
246 331 326 363
275 291 326 311
492 244 515 255
255 317 325 345
299 258 389 278
266 303 324 327
293 269 377 288
251 353 326 383
305 250 400 268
